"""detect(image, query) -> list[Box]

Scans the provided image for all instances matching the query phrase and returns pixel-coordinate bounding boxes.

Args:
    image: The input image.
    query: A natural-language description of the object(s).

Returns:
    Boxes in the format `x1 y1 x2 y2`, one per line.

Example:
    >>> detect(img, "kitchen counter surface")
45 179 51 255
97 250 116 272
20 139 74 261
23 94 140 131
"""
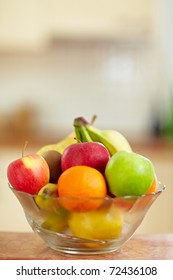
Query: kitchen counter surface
0 232 173 260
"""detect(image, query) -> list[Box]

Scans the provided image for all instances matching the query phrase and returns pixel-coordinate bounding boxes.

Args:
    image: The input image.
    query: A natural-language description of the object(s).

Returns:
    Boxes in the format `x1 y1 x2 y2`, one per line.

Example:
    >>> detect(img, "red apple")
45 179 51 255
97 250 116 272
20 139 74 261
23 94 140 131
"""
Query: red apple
7 154 50 195
61 142 110 174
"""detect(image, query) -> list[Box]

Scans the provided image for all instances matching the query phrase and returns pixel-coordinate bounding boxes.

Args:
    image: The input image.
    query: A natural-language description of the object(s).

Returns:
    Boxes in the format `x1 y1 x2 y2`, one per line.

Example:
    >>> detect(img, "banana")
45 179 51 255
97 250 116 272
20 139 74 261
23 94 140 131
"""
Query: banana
99 129 132 154
37 132 76 155
74 117 132 156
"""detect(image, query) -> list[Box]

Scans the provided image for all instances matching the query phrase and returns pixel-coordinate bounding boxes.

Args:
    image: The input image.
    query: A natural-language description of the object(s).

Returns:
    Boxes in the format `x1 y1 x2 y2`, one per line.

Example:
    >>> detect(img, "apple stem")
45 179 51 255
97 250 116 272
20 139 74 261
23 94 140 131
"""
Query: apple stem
22 141 28 157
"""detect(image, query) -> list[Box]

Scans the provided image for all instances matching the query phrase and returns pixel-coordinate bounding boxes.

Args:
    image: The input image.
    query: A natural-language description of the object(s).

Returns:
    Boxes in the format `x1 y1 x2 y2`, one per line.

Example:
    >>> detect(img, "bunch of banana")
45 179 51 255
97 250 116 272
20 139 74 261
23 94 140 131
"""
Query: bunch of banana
73 117 132 156
37 132 76 155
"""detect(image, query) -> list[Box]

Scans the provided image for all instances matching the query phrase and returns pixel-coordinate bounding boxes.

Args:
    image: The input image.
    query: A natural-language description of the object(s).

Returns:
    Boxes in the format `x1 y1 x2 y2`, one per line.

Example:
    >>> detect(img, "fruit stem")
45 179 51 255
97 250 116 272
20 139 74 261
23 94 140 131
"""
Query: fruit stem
90 115 97 125
74 117 88 126
22 141 28 157
73 117 93 142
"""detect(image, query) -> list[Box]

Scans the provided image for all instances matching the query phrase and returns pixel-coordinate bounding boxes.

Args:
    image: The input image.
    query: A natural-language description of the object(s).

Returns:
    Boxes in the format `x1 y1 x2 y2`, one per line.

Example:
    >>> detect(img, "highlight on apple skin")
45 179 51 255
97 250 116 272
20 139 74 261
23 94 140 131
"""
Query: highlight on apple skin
7 154 50 195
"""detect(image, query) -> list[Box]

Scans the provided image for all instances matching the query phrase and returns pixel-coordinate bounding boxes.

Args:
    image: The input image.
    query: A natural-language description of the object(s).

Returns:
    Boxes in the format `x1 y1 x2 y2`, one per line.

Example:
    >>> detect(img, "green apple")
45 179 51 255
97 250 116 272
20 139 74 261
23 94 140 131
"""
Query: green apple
105 151 155 196
68 204 123 240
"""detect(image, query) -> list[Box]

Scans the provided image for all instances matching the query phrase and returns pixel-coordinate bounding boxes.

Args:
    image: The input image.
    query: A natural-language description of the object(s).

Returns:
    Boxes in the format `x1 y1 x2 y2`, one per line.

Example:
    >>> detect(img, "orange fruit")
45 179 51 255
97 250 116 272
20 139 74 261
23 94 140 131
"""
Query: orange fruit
114 197 136 211
132 176 158 212
146 176 157 194
57 166 107 212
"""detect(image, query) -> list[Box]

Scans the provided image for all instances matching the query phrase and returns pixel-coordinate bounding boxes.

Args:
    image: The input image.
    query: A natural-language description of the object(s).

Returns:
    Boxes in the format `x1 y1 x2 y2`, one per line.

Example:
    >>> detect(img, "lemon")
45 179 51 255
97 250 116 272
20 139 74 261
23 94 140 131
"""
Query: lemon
68 204 123 240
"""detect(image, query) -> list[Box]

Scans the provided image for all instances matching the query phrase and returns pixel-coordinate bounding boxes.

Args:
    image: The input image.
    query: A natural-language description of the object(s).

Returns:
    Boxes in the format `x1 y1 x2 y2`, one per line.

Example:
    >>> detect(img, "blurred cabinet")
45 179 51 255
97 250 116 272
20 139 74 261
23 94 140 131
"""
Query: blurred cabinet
0 0 155 50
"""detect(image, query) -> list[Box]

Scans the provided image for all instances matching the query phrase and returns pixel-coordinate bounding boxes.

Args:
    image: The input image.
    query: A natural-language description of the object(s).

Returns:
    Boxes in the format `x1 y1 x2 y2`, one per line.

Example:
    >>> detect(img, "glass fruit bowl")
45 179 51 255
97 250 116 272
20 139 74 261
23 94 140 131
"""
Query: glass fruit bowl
9 182 165 255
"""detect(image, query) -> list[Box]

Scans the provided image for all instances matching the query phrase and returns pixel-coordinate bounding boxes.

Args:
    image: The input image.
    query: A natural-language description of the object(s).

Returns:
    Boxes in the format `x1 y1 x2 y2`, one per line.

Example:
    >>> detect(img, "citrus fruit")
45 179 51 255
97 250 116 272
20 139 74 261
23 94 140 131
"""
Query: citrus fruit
57 165 107 212
146 176 157 194
68 204 123 240
114 197 136 211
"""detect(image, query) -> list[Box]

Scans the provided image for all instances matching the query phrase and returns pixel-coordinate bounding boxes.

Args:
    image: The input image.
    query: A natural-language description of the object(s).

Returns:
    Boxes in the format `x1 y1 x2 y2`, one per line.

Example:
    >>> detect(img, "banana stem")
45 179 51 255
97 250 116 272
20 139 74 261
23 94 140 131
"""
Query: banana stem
79 126 93 142
74 117 93 142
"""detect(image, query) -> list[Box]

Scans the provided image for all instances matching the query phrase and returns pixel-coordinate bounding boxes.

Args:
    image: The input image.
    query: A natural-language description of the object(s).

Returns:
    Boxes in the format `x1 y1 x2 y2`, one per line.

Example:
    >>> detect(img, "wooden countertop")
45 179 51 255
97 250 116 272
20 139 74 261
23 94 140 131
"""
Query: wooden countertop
0 232 173 260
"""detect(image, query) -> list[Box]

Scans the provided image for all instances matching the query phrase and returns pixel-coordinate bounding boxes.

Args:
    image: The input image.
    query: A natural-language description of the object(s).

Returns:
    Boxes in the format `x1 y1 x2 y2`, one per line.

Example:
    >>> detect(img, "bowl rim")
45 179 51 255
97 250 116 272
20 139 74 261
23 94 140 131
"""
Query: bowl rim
8 181 166 201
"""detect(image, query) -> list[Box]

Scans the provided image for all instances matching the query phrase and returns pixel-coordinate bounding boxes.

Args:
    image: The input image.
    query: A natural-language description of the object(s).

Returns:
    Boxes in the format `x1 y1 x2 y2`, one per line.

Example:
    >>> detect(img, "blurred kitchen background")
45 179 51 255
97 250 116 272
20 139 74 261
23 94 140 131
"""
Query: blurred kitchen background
0 0 173 234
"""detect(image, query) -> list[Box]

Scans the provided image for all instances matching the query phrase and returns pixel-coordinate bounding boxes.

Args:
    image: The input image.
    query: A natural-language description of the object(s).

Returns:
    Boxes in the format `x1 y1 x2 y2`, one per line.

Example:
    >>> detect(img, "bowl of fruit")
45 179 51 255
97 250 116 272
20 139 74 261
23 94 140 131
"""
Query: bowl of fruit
7 116 165 254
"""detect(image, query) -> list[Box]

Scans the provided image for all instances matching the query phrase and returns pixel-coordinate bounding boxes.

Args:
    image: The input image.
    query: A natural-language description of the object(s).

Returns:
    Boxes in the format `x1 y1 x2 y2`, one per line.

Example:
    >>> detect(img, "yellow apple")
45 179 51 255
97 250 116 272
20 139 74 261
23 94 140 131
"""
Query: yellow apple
35 183 58 211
